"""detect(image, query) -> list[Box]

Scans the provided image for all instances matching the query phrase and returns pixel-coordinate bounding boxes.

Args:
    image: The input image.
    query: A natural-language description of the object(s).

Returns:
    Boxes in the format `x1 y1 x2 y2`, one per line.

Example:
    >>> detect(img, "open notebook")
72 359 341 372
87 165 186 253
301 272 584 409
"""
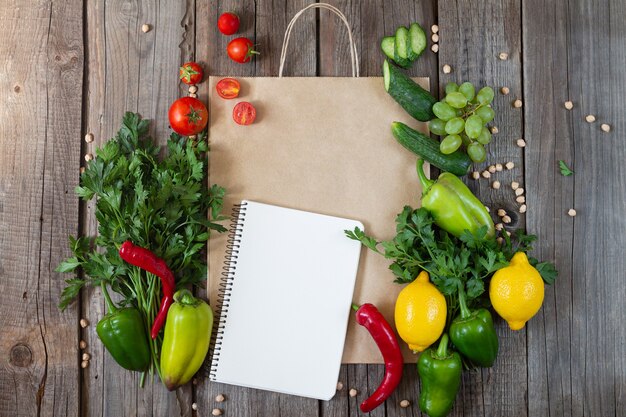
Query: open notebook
208 200 363 400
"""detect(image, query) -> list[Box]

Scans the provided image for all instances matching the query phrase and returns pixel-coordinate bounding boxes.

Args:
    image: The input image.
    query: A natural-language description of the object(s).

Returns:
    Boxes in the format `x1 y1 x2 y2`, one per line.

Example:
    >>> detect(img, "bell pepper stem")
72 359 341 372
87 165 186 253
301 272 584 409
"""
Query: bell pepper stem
100 282 118 314
457 284 471 319
352 303 360 312
416 159 435 194
173 289 199 306
436 333 449 358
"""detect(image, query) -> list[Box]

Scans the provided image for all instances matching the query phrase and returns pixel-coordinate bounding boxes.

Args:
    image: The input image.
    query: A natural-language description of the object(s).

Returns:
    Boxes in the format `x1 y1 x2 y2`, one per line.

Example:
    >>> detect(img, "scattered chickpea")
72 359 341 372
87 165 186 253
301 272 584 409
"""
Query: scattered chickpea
505 161 515 170
442 64 452 74
502 215 512 224
82 353 90 361
79 340 87 349
519 204 527 213
568 208 577 217
495 223 504 231
490 126 499 134
81 360 89 369
336 382 344 391
80 318 89 328
189 93 198 98
481 171 491 179
189 85 198 94
79 167 85 174
215 394 226 402
191 403 198 411
400 399 411 408
585 114 596 123
189 135 197 140
495 163 503 171
516 195 526 204
492 180 501 189
431 24 439 34
601 123 611 133
497 209 507 217
349 388 358 397
84 153 94 162
511 181 520 190
472 171 480 180
485 206 490 212
513 99 523 108
500 86 510 95
192 378 198 385
141 24 151 33
498 52 509 60
431 44 439 53
211 409 223 416
516 139 526 148
506 230 512 237
496 237 504 244
488 165 496 173
564 100 574 110
84 133 94 143
515 188 525 196
431 33 440 43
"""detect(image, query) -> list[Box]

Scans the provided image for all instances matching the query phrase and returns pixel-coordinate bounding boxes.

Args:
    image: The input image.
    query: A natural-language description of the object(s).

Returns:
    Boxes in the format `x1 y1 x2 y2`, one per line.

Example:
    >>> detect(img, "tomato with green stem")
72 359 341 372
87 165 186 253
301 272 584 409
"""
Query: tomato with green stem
168 97 208 136
227 37 259 63
179 62 203 85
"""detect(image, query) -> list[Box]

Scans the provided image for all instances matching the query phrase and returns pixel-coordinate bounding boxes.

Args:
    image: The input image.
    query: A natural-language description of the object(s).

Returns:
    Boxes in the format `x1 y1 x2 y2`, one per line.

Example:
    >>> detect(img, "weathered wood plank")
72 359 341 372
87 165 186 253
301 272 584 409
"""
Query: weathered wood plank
524 0 626 416
0 1 83 416
81 0 195 416
438 1 526 416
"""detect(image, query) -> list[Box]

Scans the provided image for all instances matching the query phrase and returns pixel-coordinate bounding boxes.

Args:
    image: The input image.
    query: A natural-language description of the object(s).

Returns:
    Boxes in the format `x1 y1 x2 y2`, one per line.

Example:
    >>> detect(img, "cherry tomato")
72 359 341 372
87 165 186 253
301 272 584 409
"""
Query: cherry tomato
232 102 256 125
218 12 240 35
227 37 258 64
216 78 241 99
168 97 209 136
179 62 203 85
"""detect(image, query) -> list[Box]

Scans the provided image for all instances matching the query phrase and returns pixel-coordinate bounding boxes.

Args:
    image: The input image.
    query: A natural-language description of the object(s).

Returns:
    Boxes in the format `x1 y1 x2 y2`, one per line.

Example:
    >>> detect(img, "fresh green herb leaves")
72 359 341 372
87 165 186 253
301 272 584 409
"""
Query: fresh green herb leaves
57 112 226 310
559 160 574 176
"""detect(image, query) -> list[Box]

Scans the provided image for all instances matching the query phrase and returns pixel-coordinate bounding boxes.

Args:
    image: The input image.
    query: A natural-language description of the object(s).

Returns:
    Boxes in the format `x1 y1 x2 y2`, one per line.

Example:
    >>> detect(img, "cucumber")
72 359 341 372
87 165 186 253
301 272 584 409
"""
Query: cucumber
383 60 437 122
381 36 396 61
391 121 472 176
393 26 411 68
409 23 427 58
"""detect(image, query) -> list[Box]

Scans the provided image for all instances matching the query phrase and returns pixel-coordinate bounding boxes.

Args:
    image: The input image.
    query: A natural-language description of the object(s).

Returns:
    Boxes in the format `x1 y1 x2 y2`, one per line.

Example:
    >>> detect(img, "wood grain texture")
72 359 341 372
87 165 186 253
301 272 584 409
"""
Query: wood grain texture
0 1 83 416
524 1 626 416
438 1 527 416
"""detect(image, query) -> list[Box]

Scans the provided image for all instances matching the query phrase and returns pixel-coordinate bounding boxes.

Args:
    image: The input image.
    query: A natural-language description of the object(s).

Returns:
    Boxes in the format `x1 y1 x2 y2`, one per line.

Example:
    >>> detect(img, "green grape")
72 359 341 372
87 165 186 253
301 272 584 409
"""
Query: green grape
445 117 465 135
445 92 468 109
464 115 483 139
445 82 459 94
428 118 447 136
476 105 495 123
440 134 462 155
476 86 495 104
476 127 492 145
459 82 475 101
433 102 457 121
467 142 487 163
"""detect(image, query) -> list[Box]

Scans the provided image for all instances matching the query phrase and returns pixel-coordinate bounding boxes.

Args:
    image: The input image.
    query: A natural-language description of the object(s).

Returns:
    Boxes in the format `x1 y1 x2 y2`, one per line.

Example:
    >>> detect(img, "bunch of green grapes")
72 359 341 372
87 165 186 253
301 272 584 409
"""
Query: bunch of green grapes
428 82 496 163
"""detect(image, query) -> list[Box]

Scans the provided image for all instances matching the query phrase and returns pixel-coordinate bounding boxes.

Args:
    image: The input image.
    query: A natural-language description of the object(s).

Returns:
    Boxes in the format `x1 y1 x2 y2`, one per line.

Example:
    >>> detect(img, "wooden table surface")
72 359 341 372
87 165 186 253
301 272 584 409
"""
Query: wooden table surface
1 0 625 416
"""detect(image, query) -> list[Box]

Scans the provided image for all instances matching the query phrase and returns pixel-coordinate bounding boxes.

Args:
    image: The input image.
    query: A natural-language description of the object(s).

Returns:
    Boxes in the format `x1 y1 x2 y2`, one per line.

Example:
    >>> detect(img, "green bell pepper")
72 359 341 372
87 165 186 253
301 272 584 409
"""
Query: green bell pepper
418 334 462 417
96 283 151 372
160 289 213 391
416 159 495 239
449 286 499 367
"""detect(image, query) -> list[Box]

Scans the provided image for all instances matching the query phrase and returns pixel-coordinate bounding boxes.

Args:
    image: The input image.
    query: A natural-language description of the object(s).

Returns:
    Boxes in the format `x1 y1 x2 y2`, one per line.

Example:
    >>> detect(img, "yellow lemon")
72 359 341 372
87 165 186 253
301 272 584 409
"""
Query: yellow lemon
490 252 544 330
394 271 446 352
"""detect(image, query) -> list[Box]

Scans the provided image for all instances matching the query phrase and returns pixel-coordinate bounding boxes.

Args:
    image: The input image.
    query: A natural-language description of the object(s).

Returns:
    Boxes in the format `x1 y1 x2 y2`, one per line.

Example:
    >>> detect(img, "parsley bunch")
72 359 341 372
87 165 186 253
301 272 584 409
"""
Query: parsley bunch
56 113 226 373
346 206 556 322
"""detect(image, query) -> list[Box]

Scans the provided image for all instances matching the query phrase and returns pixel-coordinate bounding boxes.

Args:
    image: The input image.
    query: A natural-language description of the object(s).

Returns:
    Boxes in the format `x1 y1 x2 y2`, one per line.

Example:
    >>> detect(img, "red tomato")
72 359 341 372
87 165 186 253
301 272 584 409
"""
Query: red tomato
179 62 203 85
217 12 240 35
227 37 259 64
216 78 241 99
168 97 209 135
233 102 256 125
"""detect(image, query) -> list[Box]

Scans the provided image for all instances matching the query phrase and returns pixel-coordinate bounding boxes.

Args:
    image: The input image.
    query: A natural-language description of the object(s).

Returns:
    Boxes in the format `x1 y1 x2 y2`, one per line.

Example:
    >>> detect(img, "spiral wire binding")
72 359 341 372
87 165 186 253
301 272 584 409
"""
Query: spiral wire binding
208 202 248 380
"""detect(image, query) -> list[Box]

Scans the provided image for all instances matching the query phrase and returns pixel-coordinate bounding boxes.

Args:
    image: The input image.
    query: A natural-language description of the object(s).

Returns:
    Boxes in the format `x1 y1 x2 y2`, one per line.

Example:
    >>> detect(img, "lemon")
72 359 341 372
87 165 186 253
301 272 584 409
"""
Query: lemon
394 271 446 352
490 252 544 330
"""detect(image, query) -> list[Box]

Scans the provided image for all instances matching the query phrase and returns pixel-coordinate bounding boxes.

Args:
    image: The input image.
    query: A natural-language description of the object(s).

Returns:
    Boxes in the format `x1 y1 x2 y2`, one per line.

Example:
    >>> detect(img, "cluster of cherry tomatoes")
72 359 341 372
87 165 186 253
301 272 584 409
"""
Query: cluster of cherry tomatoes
218 12 259 64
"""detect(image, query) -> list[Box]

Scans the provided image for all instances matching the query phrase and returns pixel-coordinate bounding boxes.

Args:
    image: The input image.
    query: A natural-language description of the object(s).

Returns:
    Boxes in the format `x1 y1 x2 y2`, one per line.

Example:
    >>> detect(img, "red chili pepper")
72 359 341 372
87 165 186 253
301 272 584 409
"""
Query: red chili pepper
119 241 175 339
353 303 404 413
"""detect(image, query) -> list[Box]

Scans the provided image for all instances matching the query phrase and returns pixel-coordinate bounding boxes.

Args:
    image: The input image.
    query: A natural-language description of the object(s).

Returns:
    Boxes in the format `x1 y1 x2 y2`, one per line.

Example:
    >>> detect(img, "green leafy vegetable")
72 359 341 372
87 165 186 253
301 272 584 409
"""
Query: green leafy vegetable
56 112 226 373
559 160 574 176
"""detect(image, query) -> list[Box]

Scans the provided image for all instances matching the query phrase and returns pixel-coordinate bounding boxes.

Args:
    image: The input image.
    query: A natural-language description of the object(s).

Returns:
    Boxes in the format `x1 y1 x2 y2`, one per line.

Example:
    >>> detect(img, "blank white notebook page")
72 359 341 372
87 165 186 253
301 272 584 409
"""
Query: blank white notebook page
210 200 363 400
